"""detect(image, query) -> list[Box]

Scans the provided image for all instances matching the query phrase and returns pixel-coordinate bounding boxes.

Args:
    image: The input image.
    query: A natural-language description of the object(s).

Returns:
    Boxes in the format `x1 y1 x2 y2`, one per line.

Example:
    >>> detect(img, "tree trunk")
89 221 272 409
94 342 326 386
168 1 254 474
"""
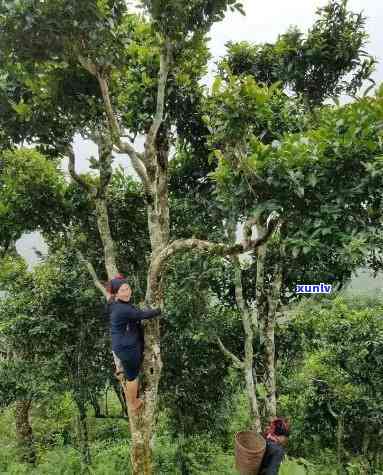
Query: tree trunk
91 44 174 469
15 400 35 464
111 379 128 417
233 260 262 433
256 236 283 420
336 414 344 474
92 175 159 472
75 398 91 466
128 136 170 474
255 242 273 418
262 320 277 418
89 392 102 418
105 387 109 416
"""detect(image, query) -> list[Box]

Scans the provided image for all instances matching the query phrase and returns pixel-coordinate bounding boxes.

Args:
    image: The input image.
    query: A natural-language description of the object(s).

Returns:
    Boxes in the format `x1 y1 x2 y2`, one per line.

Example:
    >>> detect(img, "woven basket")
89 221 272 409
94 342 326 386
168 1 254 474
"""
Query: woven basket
235 431 266 475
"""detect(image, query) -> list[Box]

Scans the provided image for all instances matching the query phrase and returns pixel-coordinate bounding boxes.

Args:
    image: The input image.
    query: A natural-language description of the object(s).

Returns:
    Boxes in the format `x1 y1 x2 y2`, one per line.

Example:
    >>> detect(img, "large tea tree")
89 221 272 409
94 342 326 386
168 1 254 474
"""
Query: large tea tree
205 74 383 424
162 0 380 430
0 2 283 472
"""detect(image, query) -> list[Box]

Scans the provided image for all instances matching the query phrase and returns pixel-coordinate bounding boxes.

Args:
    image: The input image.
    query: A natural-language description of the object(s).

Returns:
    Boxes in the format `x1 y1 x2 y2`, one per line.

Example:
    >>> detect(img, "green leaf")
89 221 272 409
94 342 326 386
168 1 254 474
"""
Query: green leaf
256 383 267 399
212 77 222 95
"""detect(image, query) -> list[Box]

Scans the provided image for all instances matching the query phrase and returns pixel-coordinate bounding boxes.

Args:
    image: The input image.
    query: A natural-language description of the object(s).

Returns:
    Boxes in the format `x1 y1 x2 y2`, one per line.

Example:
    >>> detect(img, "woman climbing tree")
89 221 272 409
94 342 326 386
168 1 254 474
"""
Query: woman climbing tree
105 276 161 413
259 418 290 475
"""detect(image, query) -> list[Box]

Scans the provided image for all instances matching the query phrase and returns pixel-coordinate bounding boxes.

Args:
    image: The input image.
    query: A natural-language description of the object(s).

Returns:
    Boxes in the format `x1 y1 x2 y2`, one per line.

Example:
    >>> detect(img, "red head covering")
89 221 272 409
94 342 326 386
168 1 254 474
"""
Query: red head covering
106 274 126 295
264 417 290 443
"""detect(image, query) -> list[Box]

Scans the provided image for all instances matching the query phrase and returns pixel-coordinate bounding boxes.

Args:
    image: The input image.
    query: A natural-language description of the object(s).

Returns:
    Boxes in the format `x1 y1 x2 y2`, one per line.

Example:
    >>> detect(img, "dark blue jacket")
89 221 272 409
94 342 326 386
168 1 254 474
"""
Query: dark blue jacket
259 440 285 475
105 299 161 352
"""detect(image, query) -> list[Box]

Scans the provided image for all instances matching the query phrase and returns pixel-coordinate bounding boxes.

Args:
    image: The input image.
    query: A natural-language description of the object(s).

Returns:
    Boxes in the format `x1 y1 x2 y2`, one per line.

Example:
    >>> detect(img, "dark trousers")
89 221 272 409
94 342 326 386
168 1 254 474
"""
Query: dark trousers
114 343 143 381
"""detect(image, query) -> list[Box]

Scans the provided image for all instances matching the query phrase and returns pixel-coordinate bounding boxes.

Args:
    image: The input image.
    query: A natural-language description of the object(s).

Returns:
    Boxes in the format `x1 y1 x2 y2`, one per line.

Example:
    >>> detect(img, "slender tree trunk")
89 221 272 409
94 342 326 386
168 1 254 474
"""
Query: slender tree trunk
233 259 262 433
256 235 283 419
336 414 344 474
89 392 102 418
15 400 35 464
105 387 109 416
111 379 127 416
362 427 370 457
92 153 157 472
255 242 273 418
74 398 91 466
262 319 277 418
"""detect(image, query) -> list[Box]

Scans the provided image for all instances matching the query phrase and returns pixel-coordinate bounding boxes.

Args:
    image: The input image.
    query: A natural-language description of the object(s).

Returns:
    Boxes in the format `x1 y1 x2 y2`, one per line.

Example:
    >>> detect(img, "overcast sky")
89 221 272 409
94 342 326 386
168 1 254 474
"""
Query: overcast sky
17 0 383 267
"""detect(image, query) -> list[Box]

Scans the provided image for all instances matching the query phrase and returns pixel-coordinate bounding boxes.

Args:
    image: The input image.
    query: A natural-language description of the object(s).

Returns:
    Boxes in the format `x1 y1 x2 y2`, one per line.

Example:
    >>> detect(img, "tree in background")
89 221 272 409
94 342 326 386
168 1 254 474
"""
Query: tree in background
205 71 383 424
277 294 383 472
158 0 381 431
0 246 112 465
0 148 67 464
220 0 376 107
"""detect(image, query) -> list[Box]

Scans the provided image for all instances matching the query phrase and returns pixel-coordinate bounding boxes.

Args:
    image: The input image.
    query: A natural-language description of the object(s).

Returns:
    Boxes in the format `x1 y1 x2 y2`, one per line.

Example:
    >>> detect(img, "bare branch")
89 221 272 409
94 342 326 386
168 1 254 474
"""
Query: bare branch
78 55 153 196
244 211 282 246
217 337 244 369
67 145 94 194
145 42 172 159
76 250 108 300
233 257 248 314
327 402 339 419
94 198 119 278
117 143 153 196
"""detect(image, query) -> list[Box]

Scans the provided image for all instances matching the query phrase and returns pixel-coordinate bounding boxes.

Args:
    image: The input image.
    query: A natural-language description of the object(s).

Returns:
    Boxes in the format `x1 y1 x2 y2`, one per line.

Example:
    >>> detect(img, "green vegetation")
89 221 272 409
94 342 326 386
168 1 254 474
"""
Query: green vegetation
0 0 382 473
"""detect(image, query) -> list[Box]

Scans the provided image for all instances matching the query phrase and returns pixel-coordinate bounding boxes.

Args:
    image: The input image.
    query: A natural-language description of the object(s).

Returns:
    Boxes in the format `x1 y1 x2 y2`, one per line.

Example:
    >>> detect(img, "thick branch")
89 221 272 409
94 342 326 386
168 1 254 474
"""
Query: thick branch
217 338 244 369
244 211 282 246
76 250 108 300
145 42 172 160
67 146 94 194
78 55 152 195
233 259 247 314
96 134 113 198
148 213 280 299
78 55 97 76
94 198 119 278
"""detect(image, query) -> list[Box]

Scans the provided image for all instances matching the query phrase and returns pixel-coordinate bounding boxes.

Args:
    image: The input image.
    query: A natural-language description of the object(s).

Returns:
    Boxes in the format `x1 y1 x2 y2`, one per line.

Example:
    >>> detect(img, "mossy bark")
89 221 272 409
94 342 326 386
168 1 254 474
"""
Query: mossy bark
15 400 35 464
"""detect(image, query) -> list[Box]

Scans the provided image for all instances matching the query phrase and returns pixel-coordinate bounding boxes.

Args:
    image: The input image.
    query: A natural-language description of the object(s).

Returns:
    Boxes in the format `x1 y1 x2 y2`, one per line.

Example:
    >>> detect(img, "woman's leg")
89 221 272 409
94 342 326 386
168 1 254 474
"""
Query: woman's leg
120 377 143 413
115 347 144 413
124 378 140 406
